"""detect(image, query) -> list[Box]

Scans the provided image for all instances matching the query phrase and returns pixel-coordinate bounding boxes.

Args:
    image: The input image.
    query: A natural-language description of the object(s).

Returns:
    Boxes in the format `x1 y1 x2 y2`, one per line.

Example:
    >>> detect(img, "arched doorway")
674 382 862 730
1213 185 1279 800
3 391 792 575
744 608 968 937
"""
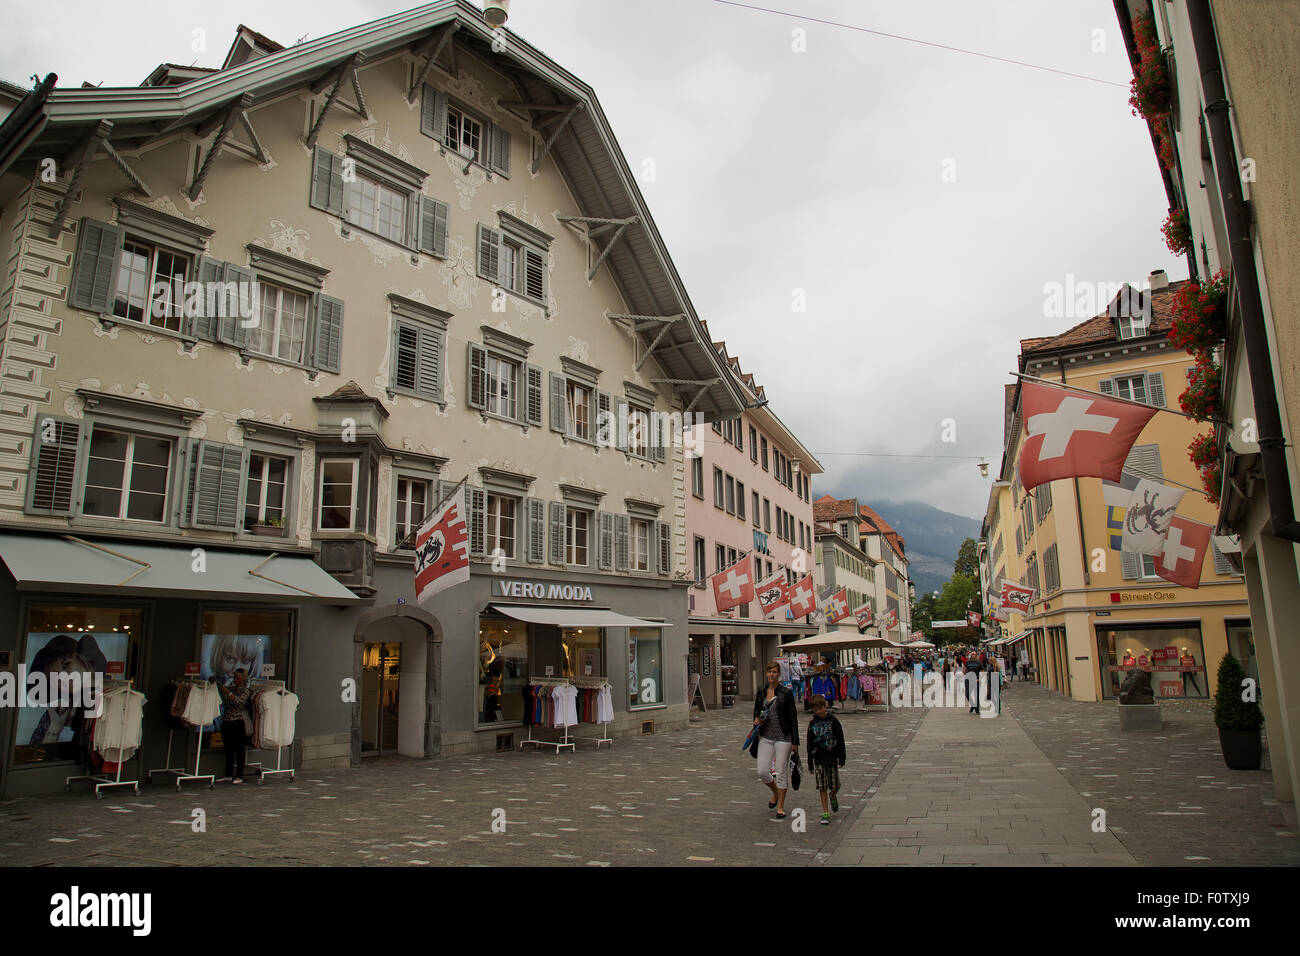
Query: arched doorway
352 604 442 765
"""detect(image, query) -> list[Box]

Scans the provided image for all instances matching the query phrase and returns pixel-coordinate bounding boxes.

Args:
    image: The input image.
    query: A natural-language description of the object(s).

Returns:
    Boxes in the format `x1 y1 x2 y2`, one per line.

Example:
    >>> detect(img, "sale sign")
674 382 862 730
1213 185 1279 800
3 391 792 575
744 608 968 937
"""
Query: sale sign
1159 681 1183 698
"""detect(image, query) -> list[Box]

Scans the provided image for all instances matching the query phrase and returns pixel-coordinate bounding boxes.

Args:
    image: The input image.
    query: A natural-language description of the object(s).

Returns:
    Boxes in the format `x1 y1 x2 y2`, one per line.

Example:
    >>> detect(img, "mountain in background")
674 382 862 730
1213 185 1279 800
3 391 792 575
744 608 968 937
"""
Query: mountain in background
873 500 982 599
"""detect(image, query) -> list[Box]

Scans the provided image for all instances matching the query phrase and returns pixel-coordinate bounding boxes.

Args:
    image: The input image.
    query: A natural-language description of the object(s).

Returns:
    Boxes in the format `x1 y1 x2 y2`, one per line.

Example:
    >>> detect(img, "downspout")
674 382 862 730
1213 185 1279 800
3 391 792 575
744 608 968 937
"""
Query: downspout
1186 0 1300 542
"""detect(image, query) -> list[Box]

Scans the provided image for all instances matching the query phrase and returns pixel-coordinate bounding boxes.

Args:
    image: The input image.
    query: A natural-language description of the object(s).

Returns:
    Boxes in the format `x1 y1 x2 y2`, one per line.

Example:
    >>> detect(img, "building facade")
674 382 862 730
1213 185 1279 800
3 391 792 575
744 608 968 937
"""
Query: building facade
813 495 912 643
0 2 746 796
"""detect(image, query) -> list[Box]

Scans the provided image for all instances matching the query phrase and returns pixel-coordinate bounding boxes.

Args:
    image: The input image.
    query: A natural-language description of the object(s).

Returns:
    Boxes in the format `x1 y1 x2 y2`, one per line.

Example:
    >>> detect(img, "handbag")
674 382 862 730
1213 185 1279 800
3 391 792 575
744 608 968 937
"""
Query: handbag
789 756 801 791
742 724 761 754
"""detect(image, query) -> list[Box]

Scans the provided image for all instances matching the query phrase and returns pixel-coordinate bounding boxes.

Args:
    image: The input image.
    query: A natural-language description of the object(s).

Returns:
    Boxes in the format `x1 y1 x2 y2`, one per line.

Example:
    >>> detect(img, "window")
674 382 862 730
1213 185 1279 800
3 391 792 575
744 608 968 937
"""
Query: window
713 467 724 509
311 140 444 255
716 544 727 573
477 215 550 305
737 481 746 521
486 494 517 558
485 353 518 420
631 518 651 572
749 427 758 462
725 475 735 515
627 404 651 459
566 509 589 565
693 536 706 583
345 174 408 244
392 477 430 549
248 281 310 364
735 423 743 453
82 428 171 522
319 458 359 530
752 491 760 528
446 102 484 162
723 419 733 445
761 437 768 470
113 239 190 331
764 498 771 532
566 381 592 441
389 298 449 402
478 617 527 725
692 457 705 499
245 453 289 532
629 629 663 708
1113 374 1147 404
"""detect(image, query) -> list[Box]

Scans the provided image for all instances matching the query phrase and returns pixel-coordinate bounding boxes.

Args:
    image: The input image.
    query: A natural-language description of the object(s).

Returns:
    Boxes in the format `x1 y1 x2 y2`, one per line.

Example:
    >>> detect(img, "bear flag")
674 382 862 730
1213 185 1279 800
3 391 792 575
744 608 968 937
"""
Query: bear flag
415 479 471 605
1018 381 1157 491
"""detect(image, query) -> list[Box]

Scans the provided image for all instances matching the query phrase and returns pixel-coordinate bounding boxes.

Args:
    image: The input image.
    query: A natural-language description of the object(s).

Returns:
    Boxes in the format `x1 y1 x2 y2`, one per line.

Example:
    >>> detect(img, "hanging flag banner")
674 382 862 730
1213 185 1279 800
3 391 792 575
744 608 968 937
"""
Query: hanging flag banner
1121 479 1187 555
756 569 789 616
820 587 850 625
1000 581 1035 613
882 607 899 631
787 575 817 618
1102 470 1142 551
967 610 982 627
1018 381 1158 491
853 603 874 632
1154 515 1212 589
415 479 471 605
710 553 755 612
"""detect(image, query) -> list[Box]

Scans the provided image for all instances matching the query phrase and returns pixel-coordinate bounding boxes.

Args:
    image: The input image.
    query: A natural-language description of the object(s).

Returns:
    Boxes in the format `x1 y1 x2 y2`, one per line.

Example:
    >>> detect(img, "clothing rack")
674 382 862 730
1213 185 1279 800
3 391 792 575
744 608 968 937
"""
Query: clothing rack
519 677 576 753
571 676 614 749
245 678 295 784
147 677 216 791
65 678 141 799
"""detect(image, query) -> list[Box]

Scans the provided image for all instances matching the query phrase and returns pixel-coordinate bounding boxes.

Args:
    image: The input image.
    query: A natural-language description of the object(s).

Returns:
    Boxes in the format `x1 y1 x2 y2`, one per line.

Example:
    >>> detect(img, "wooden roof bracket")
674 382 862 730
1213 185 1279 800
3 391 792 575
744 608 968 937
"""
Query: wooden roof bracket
629 313 687 371
306 52 366 149
408 22 460 103
189 93 252 200
49 120 111 237
557 214 639 281
529 101 584 174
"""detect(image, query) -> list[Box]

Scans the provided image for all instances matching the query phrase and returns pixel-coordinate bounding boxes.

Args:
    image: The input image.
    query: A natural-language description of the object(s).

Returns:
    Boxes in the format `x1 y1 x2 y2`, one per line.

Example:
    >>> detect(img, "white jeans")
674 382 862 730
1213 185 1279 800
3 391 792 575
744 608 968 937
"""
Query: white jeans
757 737 794 790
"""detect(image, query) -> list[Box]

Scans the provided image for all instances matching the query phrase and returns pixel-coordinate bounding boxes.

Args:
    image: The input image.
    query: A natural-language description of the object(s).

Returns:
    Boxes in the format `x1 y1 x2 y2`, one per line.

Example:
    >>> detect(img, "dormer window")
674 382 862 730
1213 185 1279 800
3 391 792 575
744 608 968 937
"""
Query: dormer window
446 103 483 162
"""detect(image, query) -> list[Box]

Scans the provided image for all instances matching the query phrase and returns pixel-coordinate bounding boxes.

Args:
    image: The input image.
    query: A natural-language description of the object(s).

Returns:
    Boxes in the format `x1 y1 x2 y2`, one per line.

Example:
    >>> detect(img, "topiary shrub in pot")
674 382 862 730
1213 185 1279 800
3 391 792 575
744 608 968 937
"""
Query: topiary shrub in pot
1213 652 1263 770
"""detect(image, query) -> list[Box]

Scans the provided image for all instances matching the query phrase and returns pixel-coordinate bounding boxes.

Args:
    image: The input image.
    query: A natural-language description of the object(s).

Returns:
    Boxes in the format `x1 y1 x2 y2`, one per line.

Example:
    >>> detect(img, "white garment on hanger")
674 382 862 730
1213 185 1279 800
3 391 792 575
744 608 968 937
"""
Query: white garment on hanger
552 684 578 727
181 682 220 726
596 684 614 724
93 688 146 762
255 690 299 749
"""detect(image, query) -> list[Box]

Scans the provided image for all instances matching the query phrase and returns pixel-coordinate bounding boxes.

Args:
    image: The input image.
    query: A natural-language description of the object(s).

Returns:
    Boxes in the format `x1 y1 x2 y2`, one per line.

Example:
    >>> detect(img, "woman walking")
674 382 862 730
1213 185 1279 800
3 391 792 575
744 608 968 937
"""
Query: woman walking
751 661 799 818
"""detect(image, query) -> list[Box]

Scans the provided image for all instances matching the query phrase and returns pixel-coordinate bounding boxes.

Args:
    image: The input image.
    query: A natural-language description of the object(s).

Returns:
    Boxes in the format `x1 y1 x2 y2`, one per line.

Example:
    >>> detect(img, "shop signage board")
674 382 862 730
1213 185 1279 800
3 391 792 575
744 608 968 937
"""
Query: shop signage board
107 662 125 676
703 645 712 676
493 579 595 602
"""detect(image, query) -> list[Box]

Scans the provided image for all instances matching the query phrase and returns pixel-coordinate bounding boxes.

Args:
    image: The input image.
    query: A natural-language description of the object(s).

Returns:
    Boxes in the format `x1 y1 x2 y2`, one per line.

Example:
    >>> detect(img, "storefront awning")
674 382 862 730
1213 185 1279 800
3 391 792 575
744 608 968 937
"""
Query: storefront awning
779 633 895 652
491 604 668 628
0 533 365 604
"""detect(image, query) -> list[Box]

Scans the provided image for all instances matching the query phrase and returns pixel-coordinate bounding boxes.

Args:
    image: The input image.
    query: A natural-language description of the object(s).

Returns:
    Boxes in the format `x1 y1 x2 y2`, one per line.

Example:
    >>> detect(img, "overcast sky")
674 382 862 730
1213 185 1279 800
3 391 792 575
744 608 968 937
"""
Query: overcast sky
0 0 1184 521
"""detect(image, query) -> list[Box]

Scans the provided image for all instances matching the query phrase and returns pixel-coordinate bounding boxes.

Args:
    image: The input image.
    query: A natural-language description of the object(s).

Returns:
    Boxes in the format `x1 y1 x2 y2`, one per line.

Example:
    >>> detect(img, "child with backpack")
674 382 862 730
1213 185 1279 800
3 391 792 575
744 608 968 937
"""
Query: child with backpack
805 695 847 825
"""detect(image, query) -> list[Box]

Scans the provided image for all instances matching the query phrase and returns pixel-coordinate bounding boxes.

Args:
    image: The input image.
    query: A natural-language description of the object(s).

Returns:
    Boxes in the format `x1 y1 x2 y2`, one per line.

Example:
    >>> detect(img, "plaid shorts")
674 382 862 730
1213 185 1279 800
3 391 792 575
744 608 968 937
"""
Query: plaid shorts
812 762 840 792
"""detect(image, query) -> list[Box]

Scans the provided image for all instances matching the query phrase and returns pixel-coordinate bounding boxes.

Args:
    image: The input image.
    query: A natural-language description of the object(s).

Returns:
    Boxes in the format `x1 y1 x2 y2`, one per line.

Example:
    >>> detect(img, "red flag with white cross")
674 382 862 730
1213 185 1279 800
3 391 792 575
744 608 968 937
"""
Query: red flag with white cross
967 610 982 627
1154 515 1212 589
1017 381 1158 491
787 575 816 617
710 553 755 612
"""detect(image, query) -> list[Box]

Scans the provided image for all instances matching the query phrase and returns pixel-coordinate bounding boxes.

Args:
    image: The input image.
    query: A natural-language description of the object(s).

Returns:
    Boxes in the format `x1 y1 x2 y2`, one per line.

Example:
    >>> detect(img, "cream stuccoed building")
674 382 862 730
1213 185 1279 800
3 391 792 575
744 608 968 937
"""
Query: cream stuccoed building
0 2 745 796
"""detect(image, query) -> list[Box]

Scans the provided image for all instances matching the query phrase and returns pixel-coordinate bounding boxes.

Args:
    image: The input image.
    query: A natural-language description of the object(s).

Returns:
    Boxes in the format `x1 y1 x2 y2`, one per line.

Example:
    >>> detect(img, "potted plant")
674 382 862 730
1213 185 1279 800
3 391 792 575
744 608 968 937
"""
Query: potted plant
1161 208 1192 255
1179 357 1222 423
1168 269 1229 356
251 517 284 537
1188 430 1222 504
1213 652 1263 770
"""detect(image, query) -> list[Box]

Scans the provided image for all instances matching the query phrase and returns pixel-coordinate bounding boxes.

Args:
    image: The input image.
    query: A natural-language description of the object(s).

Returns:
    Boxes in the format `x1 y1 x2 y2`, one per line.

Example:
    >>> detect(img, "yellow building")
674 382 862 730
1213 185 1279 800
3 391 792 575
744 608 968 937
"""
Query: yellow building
991 281 1250 701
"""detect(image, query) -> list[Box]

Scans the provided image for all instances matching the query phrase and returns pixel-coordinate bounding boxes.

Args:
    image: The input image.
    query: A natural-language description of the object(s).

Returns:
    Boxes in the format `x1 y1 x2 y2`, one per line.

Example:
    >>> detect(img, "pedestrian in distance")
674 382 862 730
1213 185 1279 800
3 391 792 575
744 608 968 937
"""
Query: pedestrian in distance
751 660 799 819
806 695 846 825
965 655 983 714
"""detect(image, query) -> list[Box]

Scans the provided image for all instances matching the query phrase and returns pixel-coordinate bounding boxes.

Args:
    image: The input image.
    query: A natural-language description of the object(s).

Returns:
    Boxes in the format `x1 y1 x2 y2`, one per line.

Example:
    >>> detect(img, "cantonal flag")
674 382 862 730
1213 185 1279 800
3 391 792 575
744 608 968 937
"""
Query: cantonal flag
414 479 471 605
711 554 755 612
1154 515 1212 590
1000 580 1035 613
853 603 873 632
821 587 850 625
787 575 816 618
882 607 899 631
1121 479 1187 555
755 569 789 615
1018 381 1158 491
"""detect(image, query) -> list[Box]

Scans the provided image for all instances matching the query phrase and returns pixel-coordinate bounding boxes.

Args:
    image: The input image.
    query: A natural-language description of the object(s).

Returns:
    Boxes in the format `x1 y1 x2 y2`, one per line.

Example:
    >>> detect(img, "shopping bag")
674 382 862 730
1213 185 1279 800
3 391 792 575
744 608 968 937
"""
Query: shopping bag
742 724 761 754
790 756 802 791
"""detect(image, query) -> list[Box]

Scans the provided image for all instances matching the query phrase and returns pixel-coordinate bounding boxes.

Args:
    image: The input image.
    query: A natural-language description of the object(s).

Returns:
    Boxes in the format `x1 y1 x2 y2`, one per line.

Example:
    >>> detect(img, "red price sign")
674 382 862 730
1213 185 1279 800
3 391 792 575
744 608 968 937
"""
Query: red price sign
184 662 200 675
106 661 125 675
1159 681 1184 698
1138 655 1149 667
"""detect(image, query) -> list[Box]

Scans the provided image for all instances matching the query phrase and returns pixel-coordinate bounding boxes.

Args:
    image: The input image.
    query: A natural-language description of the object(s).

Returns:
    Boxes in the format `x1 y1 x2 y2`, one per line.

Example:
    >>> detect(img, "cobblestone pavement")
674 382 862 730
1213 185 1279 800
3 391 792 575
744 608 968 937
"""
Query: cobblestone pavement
1003 679 1300 867
0 701 925 867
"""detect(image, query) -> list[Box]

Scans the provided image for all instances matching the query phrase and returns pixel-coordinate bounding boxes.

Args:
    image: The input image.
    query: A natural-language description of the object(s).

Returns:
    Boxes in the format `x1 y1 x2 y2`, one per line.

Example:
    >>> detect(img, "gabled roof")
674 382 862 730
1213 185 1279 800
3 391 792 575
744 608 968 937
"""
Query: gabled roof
222 25 286 70
859 503 905 558
0 0 744 421
1021 282 1185 356
814 495 859 522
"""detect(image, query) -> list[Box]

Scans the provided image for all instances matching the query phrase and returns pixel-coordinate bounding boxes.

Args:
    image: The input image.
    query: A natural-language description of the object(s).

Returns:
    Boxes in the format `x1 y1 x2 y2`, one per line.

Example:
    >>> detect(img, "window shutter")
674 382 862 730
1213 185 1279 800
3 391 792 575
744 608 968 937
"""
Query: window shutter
437 480 458 510
1146 372 1166 408
421 86 448 141
526 497 546 563
188 439 247 530
312 294 345 373
596 390 611 446
68 218 125 314
310 148 345 216
549 373 567 432
1098 378 1116 398
524 363 543 427
216 262 254 348
658 521 671 576
1121 551 1140 580
652 416 666 463
416 326 442 400
549 501 566 565
477 224 501 282
616 514 630 572
191 256 224 341
467 343 487 409
523 248 545 301
599 511 615 571
616 401 629 452
468 486 486 556
487 122 510 176
26 417 82 515
1212 541 1236 576
418 196 449 257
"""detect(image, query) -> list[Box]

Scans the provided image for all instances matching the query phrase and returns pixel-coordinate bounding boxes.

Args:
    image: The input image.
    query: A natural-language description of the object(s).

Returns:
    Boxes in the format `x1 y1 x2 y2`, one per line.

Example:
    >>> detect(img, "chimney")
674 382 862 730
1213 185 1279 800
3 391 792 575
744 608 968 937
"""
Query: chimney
483 1 510 27
1148 269 1169 291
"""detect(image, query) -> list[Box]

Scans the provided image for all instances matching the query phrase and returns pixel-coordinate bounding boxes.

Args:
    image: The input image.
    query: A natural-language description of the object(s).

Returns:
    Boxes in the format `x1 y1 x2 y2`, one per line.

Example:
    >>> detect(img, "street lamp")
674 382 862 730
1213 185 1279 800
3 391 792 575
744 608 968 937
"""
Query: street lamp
978 458 989 478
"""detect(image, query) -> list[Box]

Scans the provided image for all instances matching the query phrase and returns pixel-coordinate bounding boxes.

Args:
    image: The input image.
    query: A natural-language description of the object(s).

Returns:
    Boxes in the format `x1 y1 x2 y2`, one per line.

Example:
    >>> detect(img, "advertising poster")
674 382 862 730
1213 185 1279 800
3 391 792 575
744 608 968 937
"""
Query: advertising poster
199 633 272 732
16 631 130 759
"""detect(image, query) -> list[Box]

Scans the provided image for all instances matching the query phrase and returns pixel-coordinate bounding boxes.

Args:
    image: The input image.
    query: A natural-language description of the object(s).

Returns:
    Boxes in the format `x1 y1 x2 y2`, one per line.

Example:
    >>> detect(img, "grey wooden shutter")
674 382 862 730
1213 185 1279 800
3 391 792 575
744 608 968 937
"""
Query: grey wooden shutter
68 218 124 313
189 439 247 530
549 501 567 565
657 521 671 576
312 294 345 373
615 514 630 571
1124 443 1162 482
549 373 567 432
616 401 629 452
216 262 254 348
477 224 501 281
526 497 545 563
1098 378 1116 397
1146 372 1166 408
191 256 223 341
596 390 611 446
468 486 486 556
310 148 345 216
1121 551 1140 580
488 122 510 176
524 364 543 427
1212 541 1236 576
467 343 487 410
26 417 82 515
393 322 419 391
437 480 458 512
417 326 442 400
418 196 449 257
598 511 615 570
652 415 666 462
523 248 545 301
421 86 448 142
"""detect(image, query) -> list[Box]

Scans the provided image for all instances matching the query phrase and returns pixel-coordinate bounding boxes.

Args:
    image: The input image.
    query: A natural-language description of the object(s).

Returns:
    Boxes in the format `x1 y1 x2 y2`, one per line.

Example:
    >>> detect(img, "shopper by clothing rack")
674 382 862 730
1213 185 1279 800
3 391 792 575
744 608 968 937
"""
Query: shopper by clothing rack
147 676 216 791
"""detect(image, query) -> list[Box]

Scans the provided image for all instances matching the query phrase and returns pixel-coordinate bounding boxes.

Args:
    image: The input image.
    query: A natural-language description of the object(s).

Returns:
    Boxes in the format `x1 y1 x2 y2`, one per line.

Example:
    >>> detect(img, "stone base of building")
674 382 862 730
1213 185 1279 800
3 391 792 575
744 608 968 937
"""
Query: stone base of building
1118 703 1162 732
438 704 690 756
298 733 352 770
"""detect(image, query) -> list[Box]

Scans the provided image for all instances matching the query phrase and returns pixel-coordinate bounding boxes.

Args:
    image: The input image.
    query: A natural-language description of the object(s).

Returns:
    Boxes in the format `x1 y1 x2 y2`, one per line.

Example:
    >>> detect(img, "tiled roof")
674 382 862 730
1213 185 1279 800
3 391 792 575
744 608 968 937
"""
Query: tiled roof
1023 281 1187 355
322 380 372 401
859 503 905 556
813 495 859 522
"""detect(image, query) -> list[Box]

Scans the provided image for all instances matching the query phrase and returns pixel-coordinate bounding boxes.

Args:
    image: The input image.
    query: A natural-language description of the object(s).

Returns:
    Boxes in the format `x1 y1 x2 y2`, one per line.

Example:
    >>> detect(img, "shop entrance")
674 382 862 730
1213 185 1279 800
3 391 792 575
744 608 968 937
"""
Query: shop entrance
361 642 401 755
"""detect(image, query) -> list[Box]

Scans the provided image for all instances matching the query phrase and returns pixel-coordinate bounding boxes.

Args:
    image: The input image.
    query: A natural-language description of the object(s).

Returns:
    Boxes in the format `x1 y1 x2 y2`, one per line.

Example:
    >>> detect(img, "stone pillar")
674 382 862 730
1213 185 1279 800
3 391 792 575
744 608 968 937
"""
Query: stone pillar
1251 535 1300 802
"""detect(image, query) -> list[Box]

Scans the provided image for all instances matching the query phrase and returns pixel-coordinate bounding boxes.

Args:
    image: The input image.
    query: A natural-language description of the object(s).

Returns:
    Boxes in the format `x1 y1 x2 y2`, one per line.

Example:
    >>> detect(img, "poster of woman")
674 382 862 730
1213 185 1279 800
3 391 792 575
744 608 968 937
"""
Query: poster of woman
199 634 270 733
15 632 128 762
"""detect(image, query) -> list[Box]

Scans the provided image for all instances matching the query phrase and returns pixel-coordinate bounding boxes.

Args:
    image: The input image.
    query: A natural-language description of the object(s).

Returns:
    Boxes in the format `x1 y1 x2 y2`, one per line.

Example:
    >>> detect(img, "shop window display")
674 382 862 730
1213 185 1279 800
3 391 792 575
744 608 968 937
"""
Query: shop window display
1095 624 1207 699
478 618 527 724
561 628 601 679
629 628 663 708
199 609 293 736
13 605 142 764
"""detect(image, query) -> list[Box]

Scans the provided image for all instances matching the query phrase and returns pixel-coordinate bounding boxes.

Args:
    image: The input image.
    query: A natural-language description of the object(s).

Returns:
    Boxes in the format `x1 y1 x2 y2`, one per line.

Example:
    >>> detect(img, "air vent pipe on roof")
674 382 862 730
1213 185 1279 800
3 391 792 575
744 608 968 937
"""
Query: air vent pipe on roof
483 1 510 27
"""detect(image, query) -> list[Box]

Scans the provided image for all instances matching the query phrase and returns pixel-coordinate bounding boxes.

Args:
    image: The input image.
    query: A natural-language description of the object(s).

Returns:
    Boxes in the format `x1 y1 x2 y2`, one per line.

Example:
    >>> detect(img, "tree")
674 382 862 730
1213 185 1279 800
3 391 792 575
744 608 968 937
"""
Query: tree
936 572 982 644
912 591 936 639
953 537 979 578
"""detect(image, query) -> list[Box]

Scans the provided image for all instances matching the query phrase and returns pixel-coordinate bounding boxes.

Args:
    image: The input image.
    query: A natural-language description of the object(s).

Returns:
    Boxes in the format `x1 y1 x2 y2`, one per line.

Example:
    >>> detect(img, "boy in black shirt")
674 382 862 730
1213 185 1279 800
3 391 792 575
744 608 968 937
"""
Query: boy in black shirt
806 695 847 825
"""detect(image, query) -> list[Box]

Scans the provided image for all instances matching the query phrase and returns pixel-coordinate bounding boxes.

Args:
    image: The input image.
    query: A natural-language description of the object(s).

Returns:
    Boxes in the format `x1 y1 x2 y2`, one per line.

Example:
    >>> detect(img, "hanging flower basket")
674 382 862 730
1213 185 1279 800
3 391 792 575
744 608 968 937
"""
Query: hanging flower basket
1168 270 1229 357
1179 357 1222 422
1128 12 1172 119
1161 208 1192 255
1188 430 1222 505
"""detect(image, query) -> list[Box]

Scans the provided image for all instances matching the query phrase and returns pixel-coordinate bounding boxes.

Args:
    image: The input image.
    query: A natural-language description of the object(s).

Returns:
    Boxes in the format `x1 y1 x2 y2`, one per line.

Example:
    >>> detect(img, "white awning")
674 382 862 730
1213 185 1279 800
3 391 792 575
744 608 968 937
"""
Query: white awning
779 633 895 652
491 604 668 628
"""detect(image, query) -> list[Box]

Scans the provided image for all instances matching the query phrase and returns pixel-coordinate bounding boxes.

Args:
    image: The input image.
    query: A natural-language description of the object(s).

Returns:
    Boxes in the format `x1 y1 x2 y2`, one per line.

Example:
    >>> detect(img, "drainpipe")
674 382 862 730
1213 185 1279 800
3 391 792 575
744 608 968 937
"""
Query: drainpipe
1186 1 1300 542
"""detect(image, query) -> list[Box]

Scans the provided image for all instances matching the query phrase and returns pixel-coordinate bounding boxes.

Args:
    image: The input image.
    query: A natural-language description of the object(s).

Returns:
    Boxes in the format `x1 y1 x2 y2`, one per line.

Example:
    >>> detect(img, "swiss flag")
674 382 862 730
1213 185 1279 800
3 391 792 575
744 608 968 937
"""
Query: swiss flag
787 575 816 618
967 611 982 627
1018 381 1157 491
415 481 471 605
710 554 755 612
1000 581 1035 613
1154 516 1212 589
755 569 789 615
822 588 850 625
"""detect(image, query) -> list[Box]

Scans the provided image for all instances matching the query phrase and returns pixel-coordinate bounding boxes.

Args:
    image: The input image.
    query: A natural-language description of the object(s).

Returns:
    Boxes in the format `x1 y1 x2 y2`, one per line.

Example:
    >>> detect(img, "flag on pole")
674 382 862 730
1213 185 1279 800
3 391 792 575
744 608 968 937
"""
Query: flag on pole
787 575 816 618
967 610 982 627
882 607 899 631
1018 381 1158 491
853 603 874 632
820 587 850 625
1121 479 1187 555
1154 515 1212 589
755 569 789 616
414 479 471 605
710 553 755 612
1000 580 1035 613
1102 470 1141 550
